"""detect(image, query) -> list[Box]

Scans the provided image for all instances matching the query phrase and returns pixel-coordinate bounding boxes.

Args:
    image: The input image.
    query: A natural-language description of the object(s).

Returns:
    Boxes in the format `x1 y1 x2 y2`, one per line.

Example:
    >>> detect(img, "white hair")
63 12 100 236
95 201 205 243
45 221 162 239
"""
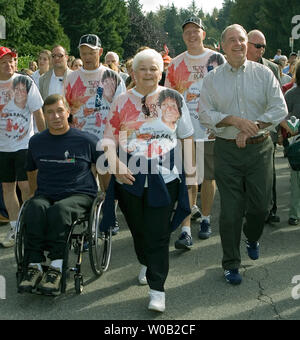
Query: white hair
132 49 164 72
105 51 119 63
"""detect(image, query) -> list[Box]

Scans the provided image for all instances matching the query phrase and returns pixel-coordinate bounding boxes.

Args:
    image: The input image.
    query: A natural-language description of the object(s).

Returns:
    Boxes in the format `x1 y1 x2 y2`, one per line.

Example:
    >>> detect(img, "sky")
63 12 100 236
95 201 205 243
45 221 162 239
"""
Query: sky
139 0 224 14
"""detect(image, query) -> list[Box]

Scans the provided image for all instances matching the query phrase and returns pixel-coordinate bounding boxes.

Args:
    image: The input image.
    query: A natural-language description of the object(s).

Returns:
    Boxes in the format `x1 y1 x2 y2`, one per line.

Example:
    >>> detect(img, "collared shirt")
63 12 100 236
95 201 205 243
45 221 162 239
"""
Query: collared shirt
48 70 64 96
198 60 288 139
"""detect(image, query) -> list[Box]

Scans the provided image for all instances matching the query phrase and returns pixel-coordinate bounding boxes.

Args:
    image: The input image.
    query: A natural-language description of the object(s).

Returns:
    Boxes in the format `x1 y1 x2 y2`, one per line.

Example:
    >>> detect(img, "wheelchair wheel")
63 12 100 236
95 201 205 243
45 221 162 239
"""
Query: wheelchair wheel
15 200 30 283
88 197 112 276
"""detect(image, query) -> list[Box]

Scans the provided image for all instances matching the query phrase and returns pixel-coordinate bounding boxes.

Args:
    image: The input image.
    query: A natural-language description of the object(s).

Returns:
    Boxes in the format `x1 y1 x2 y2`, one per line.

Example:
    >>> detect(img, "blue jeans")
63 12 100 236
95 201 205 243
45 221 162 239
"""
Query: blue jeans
0 184 8 217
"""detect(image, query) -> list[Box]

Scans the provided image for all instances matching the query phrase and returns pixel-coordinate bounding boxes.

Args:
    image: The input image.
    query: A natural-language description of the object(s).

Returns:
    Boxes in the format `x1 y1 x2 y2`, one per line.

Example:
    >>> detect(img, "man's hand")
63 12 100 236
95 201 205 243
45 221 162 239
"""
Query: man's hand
235 131 250 148
217 116 259 136
234 117 259 136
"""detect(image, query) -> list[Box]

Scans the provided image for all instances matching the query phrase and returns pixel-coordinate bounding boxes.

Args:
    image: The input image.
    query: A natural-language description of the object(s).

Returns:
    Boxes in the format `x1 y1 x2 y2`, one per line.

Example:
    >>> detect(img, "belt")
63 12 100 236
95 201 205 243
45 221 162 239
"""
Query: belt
218 132 270 145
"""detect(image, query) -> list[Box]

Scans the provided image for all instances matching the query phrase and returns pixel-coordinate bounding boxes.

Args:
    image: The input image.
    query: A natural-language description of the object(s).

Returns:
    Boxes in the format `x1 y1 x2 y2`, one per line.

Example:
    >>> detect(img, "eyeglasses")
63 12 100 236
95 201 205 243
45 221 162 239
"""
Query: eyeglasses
51 54 65 59
141 96 150 117
248 42 266 49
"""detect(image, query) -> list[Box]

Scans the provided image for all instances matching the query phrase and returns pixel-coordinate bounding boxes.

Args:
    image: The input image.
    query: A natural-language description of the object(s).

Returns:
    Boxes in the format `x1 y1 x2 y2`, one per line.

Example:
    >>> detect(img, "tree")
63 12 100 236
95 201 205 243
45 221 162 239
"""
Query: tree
229 0 300 58
229 0 262 31
256 0 300 57
21 0 69 55
216 0 235 33
0 0 29 50
92 0 129 58
56 0 129 58
123 0 168 59
0 0 69 57
164 4 185 55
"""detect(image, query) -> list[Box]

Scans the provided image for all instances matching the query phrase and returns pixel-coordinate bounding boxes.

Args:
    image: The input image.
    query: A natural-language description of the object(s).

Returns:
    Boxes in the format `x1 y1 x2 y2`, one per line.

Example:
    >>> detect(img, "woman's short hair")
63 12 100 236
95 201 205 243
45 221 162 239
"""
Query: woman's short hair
132 49 164 72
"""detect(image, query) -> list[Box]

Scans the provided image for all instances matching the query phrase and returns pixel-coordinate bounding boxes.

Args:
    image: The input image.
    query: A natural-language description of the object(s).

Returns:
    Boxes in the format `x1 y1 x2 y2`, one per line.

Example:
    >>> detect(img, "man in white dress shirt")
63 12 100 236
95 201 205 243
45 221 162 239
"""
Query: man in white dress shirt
198 24 288 285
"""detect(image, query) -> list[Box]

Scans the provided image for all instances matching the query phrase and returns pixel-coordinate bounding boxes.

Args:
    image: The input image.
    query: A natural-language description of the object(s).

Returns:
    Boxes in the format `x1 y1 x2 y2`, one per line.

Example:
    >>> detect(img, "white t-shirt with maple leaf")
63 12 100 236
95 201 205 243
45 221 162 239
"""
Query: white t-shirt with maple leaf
165 49 225 140
0 73 43 152
103 86 194 183
64 65 126 140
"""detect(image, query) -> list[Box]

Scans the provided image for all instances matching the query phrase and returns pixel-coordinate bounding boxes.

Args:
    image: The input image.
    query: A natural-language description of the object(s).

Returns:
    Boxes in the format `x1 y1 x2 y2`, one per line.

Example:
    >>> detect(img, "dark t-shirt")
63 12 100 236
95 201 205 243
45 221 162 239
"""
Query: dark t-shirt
285 86 300 119
26 128 102 200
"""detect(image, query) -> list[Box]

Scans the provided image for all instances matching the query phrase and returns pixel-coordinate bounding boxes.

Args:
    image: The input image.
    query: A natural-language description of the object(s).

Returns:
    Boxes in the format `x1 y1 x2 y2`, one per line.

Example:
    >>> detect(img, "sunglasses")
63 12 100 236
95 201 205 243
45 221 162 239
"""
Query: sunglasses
248 42 266 49
141 95 150 117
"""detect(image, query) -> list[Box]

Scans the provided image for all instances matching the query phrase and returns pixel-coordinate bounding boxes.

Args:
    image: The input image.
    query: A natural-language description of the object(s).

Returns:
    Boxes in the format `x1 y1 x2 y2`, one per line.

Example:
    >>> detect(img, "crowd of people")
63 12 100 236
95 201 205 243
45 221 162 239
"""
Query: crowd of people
0 15 300 313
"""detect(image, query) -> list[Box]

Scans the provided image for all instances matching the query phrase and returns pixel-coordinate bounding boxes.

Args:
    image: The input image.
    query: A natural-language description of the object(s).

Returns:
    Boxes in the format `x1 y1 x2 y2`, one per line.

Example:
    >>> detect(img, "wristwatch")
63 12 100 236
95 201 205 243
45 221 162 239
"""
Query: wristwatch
255 121 261 129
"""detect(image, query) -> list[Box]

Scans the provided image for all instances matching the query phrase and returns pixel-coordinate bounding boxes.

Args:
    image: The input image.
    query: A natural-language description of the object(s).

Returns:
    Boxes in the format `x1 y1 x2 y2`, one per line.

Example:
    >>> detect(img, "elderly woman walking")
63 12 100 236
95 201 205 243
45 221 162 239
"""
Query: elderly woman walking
102 49 194 312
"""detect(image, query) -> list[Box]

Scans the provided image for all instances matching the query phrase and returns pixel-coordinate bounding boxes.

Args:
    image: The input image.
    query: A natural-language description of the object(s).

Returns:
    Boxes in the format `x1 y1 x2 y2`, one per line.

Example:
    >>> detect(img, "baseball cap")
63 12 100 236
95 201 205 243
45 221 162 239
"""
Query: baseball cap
0 46 17 59
182 16 205 30
78 34 101 49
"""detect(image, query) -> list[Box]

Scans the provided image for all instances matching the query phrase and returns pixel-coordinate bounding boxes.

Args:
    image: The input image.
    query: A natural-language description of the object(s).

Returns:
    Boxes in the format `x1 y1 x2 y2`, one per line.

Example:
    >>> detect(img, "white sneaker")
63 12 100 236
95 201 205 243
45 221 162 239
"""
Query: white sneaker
0 227 15 248
148 289 165 312
138 265 148 285
191 205 201 221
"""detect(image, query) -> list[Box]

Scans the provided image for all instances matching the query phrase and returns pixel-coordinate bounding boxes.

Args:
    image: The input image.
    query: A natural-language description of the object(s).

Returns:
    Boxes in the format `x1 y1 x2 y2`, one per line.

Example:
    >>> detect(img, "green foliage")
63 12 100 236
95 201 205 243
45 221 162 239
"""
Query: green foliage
18 55 35 70
229 0 300 58
0 0 69 57
56 0 129 59
2 0 299 61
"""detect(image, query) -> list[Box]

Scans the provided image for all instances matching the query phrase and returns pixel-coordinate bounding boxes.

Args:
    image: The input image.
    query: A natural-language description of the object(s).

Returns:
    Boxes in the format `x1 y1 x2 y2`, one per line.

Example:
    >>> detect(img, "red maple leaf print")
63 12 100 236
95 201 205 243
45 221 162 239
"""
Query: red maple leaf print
95 113 102 127
65 77 90 114
166 64 176 88
109 99 143 138
119 99 140 122
72 117 86 130
109 106 121 137
167 60 193 94
6 119 13 132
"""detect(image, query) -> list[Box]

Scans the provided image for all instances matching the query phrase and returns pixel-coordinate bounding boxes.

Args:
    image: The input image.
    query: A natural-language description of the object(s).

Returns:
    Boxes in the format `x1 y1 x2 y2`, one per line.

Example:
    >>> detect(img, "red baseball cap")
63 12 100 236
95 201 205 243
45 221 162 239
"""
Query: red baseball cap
0 46 17 59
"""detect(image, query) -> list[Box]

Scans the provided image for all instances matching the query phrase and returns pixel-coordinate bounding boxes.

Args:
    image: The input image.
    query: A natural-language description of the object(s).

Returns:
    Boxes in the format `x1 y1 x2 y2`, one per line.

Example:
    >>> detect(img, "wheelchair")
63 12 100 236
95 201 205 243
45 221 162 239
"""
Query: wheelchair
15 193 112 295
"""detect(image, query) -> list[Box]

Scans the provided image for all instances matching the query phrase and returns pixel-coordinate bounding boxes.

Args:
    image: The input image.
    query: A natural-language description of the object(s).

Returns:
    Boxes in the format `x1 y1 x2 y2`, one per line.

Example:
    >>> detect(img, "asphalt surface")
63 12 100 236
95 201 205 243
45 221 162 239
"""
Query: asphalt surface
0 145 300 320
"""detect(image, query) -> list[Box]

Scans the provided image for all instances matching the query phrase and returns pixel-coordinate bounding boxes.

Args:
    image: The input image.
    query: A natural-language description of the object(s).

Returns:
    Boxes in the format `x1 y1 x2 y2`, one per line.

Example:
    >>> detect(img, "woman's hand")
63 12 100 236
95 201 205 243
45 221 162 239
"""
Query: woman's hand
115 160 135 185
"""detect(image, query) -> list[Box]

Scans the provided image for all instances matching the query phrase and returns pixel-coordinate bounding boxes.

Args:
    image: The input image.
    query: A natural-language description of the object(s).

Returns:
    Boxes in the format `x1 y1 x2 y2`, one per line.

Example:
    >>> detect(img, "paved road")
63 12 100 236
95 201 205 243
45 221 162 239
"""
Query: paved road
0 146 300 320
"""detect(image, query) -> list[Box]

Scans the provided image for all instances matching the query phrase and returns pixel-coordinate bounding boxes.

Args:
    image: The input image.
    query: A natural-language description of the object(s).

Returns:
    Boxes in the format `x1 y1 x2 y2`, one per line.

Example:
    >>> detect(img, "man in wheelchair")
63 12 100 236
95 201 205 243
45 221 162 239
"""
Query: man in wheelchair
18 94 102 295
